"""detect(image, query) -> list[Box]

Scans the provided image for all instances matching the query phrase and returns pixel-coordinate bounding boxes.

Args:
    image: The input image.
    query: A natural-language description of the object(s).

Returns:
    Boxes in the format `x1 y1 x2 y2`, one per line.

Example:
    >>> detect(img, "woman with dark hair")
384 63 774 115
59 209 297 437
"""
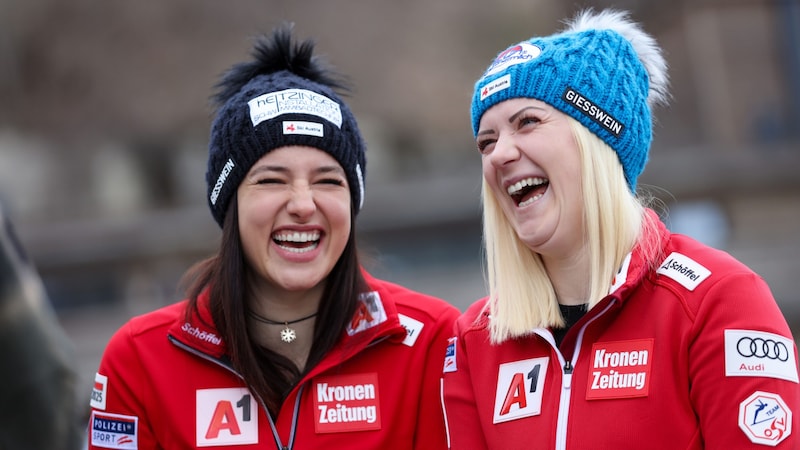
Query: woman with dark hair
87 25 458 449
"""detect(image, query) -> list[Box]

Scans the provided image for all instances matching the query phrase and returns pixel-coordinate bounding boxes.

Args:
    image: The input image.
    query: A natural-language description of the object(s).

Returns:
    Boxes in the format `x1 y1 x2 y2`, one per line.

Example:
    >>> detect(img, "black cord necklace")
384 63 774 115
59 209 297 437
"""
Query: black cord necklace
246 309 318 343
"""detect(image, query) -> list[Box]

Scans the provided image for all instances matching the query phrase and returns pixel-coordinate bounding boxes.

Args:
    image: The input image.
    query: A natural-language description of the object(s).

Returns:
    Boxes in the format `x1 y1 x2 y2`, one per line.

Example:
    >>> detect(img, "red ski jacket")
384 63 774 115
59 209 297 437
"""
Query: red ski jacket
442 216 800 449
88 271 459 449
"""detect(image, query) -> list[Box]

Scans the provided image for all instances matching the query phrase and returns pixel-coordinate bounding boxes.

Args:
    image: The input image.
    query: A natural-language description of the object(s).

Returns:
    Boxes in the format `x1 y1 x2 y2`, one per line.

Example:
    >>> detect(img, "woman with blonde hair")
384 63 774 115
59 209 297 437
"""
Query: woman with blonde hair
442 9 799 449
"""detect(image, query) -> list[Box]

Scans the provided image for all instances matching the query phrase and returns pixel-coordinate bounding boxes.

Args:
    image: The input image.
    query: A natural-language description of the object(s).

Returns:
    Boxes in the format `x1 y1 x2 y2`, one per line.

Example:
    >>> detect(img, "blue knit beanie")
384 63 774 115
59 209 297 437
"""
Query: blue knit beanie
471 9 669 190
207 26 366 227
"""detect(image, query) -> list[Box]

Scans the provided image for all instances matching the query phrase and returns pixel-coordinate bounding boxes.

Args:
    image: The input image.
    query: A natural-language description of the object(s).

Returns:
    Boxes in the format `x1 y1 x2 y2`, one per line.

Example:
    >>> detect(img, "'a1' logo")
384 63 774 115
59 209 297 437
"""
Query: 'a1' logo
196 388 259 446
493 357 549 424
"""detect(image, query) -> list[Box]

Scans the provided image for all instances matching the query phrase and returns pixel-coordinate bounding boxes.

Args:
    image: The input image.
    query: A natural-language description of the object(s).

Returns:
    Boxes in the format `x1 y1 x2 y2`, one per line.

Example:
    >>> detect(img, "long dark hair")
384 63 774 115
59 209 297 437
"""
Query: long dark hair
183 196 366 414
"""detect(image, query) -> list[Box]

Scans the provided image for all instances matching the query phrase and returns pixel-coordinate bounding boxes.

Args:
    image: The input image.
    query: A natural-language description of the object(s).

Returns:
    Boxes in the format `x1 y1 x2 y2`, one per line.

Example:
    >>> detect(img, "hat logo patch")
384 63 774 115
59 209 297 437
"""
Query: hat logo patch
249 88 343 128
283 120 324 137
562 87 624 137
484 42 541 77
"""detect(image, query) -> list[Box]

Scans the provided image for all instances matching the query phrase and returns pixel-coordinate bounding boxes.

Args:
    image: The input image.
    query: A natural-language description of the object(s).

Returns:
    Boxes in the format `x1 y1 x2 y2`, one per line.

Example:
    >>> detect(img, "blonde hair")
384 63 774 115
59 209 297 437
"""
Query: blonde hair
482 117 660 343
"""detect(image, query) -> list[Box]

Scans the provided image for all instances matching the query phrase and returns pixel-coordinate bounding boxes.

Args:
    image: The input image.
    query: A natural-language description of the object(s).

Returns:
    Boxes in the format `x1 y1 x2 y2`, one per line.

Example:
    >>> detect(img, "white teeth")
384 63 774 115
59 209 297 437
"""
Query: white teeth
273 231 320 243
279 242 319 254
518 193 544 208
507 177 547 195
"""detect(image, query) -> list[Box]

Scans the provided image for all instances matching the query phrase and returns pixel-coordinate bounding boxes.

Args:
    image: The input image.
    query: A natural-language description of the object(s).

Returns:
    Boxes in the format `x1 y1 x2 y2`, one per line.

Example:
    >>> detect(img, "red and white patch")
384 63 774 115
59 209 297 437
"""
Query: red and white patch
314 373 381 433
443 337 457 373
346 292 387 335
282 120 324 137
479 74 511 101
196 388 258 446
738 391 792 446
397 313 424 347
492 357 549 424
90 411 138 449
586 339 653 400
90 372 108 410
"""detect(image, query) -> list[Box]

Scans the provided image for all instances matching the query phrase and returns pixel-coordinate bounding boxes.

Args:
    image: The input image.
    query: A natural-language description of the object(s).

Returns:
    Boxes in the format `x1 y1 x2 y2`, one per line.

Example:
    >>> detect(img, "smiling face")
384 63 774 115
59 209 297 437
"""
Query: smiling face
237 146 352 299
477 98 585 258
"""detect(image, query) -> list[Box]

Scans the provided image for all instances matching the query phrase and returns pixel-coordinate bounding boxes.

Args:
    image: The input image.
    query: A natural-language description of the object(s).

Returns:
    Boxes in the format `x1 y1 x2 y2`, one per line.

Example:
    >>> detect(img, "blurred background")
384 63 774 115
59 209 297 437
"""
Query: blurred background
1 0 799 415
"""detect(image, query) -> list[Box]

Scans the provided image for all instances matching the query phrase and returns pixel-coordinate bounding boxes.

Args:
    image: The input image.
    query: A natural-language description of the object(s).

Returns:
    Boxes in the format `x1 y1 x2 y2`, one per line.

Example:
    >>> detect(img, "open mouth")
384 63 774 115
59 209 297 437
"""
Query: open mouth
507 177 549 207
272 231 321 254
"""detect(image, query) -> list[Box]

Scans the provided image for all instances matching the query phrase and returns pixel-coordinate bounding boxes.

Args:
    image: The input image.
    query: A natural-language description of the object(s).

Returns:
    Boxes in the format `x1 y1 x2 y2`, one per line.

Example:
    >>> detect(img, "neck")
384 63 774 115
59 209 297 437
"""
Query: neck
543 248 591 306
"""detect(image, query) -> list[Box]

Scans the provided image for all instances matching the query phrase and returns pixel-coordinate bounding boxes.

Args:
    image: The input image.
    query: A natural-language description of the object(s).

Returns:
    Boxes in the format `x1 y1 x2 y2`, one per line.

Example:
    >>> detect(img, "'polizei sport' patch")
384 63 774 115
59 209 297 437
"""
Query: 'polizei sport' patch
443 337 457 373
90 411 138 449
248 88 343 128
656 252 711 291
586 339 653 400
725 329 799 383
196 387 258 446
738 391 792 446
314 372 381 433
492 357 549 424
91 372 108 410
397 313 424 347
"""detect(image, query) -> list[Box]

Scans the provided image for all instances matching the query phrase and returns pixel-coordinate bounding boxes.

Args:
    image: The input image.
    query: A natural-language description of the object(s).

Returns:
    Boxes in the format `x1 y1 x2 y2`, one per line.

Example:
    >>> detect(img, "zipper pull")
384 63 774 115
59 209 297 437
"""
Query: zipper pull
563 360 573 374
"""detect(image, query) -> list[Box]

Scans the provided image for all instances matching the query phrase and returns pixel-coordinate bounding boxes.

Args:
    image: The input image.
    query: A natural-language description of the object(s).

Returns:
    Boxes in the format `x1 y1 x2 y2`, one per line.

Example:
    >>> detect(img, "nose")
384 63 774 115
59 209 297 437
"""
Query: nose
286 183 316 219
488 132 521 168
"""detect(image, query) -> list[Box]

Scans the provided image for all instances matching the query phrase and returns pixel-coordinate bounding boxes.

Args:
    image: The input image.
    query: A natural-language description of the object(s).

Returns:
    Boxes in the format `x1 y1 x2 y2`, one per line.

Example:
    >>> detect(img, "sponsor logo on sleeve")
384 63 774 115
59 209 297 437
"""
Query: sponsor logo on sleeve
443 337 457 373
91 372 108 410
196 388 258 446
492 357 549 424
249 88 343 128
397 314 424 347
314 373 382 433
586 339 653 400
346 292 387 335
656 252 711 291
725 329 799 383
282 120 324 137
738 391 792 446
90 411 138 449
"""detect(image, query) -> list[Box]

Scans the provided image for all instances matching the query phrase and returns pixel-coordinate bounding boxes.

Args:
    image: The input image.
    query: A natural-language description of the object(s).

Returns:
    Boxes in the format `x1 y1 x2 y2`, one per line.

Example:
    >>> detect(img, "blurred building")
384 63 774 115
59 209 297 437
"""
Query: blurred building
0 0 798 399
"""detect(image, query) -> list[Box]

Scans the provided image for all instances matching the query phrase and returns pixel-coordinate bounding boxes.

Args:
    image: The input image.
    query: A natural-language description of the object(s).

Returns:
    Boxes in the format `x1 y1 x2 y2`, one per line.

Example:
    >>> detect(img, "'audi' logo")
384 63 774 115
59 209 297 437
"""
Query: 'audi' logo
737 337 789 361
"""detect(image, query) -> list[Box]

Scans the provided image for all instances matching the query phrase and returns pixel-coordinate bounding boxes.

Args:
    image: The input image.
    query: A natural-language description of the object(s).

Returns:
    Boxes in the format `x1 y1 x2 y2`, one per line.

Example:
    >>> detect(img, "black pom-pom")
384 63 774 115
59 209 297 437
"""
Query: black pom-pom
211 23 349 110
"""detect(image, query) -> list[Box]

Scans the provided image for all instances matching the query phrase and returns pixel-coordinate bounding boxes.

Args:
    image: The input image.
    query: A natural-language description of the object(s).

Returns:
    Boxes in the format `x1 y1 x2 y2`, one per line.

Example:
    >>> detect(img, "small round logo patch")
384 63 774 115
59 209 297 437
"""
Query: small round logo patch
484 42 541 77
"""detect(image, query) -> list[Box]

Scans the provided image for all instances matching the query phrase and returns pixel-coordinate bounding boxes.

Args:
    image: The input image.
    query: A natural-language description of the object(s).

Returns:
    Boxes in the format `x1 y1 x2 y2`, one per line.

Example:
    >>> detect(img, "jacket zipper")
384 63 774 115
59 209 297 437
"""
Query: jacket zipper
168 336 299 450
538 299 617 450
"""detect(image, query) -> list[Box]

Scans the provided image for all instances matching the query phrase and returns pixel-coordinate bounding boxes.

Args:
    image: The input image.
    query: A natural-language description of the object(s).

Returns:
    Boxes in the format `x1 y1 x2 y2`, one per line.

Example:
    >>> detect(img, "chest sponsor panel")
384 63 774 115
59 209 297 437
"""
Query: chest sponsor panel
314 372 382 433
196 387 258 447
493 357 549 424
586 339 654 400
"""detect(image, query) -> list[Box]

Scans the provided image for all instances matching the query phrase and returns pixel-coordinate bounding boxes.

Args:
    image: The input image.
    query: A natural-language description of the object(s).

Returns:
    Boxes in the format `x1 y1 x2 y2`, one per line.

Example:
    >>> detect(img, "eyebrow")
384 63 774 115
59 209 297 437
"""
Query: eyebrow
248 164 345 177
477 105 548 137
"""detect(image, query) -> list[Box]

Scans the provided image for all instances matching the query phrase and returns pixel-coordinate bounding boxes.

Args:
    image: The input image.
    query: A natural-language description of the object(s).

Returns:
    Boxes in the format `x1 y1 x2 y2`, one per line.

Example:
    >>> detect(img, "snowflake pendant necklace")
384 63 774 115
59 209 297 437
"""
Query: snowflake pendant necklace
247 309 318 343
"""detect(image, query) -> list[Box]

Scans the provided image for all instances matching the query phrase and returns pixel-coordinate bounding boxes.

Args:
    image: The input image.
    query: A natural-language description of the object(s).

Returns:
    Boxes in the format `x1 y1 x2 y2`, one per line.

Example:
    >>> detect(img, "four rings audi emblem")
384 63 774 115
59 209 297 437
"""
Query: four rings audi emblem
737 337 790 361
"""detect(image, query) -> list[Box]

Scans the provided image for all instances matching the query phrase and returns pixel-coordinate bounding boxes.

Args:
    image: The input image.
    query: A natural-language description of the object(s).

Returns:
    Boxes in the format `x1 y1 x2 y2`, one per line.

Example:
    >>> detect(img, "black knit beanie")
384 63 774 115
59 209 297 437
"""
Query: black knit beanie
206 25 366 227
